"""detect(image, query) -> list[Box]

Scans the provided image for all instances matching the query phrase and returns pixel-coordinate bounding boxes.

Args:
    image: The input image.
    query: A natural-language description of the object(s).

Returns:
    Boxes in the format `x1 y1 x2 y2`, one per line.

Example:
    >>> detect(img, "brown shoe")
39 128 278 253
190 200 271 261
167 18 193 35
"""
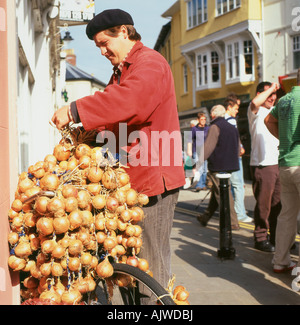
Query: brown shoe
231 224 240 230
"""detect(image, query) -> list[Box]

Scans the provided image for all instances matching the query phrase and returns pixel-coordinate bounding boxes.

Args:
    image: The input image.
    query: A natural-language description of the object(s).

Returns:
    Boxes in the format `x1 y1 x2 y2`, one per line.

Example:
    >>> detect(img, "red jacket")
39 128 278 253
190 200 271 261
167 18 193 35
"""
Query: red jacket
74 41 185 197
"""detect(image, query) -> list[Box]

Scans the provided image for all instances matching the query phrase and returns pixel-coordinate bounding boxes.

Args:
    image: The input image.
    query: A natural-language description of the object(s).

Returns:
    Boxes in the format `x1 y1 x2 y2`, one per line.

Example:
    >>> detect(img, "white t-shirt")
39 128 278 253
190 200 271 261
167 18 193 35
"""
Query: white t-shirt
247 104 279 166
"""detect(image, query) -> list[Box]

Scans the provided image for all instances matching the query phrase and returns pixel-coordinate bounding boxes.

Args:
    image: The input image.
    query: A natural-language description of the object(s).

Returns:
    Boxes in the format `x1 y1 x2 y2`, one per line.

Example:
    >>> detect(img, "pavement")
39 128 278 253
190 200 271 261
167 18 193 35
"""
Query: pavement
170 181 300 305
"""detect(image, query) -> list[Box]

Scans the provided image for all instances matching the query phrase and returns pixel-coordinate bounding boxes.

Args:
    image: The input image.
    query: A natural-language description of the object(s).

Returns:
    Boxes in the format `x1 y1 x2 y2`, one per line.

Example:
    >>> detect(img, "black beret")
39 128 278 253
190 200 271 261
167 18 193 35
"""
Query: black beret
86 9 134 40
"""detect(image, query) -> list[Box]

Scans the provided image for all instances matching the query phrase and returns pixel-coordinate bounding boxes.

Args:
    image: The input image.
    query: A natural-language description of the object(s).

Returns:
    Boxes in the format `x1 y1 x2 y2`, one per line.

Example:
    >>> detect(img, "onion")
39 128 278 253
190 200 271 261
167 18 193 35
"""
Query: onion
77 229 90 246
40 173 60 191
8 232 19 246
47 197 65 215
8 255 26 271
96 231 107 244
90 256 98 269
86 183 101 195
61 288 82 305
115 244 126 256
30 264 42 279
23 260 36 272
36 217 54 236
75 144 91 159
135 237 143 248
40 262 52 276
81 210 93 227
24 212 37 228
62 184 78 198
53 144 71 162
175 289 189 301
120 209 132 223
106 196 119 212
64 196 78 212
113 188 127 204
125 236 137 248
68 257 81 272
87 166 103 183
126 189 138 206
80 252 93 266
68 210 83 230
8 208 19 220
23 276 39 289
173 285 186 297
68 239 83 256
91 147 103 164
79 155 91 169
67 157 79 171
95 215 106 231
96 257 114 278
34 196 50 215
138 193 149 206
24 186 41 199
29 235 40 251
53 216 70 234
138 258 149 272
92 194 106 210
117 219 128 232
105 218 118 232
102 170 117 190
44 154 57 165
126 256 138 267
59 160 68 171
36 252 48 266
51 262 64 277
10 214 23 231
11 199 23 212
41 239 56 255
130 206 144 223
133 225 142 237
14 240 32 258
52 244 66 259
40 287 62 304
117 172 130 187
77 190 91 209
125 225 136 237
18 178 34 193
114 274 133 287
103 237 117 251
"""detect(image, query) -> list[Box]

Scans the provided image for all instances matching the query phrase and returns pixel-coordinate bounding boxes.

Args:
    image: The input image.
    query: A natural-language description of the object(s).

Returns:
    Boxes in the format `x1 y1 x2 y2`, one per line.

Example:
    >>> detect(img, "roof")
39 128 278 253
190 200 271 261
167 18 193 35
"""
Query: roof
66 62 106 87
154 21 171 52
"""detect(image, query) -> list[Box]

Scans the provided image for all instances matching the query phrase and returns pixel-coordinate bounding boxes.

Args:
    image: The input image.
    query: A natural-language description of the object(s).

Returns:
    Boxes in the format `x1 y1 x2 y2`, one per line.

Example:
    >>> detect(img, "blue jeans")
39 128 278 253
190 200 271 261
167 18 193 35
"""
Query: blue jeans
196 160 208 188
230 158 247 220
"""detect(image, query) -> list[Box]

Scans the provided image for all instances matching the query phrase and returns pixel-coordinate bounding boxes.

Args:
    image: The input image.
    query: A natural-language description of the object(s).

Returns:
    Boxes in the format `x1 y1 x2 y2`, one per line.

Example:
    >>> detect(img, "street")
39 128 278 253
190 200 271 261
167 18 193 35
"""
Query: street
171 181 300 305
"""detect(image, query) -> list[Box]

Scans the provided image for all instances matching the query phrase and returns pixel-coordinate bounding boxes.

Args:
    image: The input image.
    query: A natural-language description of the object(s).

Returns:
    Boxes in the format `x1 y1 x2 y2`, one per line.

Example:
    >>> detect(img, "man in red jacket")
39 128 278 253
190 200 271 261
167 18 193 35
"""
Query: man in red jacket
51 9 185 303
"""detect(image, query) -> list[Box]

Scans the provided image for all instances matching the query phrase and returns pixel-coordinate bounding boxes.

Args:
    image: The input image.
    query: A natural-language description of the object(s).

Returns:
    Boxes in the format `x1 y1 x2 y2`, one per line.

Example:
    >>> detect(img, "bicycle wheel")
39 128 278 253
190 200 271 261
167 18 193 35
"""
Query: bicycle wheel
94 263 176 305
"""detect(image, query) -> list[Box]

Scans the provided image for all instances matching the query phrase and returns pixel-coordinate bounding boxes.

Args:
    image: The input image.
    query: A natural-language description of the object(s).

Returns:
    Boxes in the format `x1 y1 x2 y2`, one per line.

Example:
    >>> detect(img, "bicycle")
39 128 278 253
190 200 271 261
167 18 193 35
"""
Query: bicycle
20 190 176 306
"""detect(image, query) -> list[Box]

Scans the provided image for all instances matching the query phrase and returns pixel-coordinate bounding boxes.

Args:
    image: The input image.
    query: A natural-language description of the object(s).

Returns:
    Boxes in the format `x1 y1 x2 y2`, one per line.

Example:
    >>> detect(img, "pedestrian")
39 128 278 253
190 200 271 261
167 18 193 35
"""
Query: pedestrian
183 119 199 189
264 77 300 273
51 9 185 303
224 94 252 223
187 113 210 191
197 105 240 230
247 81 281 252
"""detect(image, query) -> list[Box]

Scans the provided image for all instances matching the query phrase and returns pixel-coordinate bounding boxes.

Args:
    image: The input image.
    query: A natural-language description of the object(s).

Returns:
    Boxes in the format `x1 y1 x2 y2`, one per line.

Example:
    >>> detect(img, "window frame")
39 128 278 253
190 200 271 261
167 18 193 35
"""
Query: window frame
187 0 208 29
292 35 300 70
216 0 241 16
196 50 221 90
225 38 255 84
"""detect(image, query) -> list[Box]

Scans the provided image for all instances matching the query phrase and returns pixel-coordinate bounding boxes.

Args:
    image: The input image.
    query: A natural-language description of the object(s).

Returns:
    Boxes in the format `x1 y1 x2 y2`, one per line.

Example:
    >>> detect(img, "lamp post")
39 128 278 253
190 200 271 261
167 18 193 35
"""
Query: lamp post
216 173 235 260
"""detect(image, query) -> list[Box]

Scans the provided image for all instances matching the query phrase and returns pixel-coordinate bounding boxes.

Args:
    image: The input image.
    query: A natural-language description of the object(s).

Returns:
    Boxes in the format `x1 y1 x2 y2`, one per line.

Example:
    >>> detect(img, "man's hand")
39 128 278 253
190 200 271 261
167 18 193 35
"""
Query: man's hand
50 105 72 130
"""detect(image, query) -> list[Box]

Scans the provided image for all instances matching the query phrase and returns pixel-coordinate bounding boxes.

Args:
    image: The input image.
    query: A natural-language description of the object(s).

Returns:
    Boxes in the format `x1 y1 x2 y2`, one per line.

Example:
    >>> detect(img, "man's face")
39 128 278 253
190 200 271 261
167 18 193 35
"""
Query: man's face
198 116 206 127
227 104 239 118
262 85 277 109
93 28 128 67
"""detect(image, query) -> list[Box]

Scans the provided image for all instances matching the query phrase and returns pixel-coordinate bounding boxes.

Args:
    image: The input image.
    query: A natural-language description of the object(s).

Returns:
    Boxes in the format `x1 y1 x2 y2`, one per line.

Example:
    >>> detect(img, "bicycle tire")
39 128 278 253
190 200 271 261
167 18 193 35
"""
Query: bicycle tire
112 263 176 305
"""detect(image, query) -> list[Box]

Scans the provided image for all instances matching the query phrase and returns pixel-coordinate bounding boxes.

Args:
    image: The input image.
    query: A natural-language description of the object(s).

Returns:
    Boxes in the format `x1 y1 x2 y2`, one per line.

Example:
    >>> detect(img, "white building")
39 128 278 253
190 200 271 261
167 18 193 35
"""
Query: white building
263 0 300 90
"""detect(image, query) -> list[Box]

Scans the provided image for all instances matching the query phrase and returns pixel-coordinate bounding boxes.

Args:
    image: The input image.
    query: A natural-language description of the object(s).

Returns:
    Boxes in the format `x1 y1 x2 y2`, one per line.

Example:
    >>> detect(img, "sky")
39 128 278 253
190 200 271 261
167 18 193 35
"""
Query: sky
63 0 177 84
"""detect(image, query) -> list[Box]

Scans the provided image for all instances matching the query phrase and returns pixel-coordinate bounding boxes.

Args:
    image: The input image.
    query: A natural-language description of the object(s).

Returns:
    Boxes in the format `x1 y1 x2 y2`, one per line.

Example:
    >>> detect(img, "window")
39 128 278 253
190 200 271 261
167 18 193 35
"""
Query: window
196 51 220 88
244 40 253 75
225 39 254 83
183 64 188 93
211 51 219 82
227 42 239 79
216 0 240 16
293 35 300 70
187 0 207 29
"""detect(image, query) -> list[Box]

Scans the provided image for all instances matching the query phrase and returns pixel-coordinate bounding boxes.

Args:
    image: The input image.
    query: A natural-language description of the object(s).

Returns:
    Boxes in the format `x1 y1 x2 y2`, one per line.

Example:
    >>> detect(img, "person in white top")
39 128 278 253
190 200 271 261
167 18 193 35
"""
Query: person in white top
247 81 281 252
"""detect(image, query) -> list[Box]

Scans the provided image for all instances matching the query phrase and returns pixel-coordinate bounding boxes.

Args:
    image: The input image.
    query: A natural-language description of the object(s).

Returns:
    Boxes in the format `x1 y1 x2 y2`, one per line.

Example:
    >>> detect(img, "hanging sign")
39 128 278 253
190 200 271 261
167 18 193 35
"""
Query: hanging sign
59 0 95 25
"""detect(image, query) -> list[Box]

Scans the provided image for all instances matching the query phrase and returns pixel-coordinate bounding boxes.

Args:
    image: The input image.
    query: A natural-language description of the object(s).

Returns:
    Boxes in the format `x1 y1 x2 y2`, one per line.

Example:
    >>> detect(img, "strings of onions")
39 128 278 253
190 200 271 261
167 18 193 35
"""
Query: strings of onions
7 128 160 306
